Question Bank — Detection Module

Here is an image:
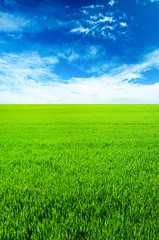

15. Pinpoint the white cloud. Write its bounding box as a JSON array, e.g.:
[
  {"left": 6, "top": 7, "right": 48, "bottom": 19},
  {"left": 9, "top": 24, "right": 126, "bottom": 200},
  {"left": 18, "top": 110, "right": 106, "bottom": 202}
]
[
  {"left": 69, "top": 5, "right": 131, "bottom": 41},
  {"left": 149, "top": 0, "right": 159, "bottom": 2},
  {"left": 0, "top": 12, "right": 29, "bottom": 32},
  {"left": 98, "top": 16, "right": 115, "bottom": 23},
  {"left": 120, "top": 22, "right": 127, "bottom": 27},
  {"left": 108, "top": 0, "right": 115, "bottom": 6},
  {"left": 1, "top": 75, "right": 159, "bottom": 104},
  {"left": 70, "top": 26, "right": 90, "bottom": 34},
  {"left": 82, "top": 5, "right": 104, "bottom": 9},
  {"left": 90, "top": 15, "right": 98, "bottom": 20},
  {"left": 1, "top": 49, "right": 159, "bottom": 103},
  {"left": 105, "top": 25, "right": 114, "bottom": 30}
]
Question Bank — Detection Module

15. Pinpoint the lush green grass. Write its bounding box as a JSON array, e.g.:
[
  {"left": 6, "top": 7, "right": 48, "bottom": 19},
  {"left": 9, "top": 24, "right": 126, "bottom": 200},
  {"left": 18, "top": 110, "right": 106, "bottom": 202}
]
[{"left": 0, "top": 104, "right": 159, "bottom": 239}]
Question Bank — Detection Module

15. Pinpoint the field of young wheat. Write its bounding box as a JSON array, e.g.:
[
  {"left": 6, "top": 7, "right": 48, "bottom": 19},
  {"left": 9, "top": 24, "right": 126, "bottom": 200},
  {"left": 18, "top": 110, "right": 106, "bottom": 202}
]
[{"left": 0, "top": 104, "right": 158, "bottom": 239}]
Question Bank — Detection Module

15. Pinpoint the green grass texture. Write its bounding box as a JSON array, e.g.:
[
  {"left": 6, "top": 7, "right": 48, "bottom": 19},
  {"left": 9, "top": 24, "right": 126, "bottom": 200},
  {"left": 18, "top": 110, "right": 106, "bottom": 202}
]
[{"left": 0, "top": 104, "right": 159, "bottom": 239}]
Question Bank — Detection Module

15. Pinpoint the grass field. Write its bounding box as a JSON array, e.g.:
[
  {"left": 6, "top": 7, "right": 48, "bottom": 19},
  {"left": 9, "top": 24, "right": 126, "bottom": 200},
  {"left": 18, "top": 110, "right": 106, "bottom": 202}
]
[{"left": 0, "top": 104, "right": 159, "bottom": 239}]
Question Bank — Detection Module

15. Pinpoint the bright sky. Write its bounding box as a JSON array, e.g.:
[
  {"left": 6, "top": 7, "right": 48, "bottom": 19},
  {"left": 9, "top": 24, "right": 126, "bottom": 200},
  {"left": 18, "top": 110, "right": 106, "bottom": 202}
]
[{"left": 0, "top": 0, "right": 159, "bottom": 103}]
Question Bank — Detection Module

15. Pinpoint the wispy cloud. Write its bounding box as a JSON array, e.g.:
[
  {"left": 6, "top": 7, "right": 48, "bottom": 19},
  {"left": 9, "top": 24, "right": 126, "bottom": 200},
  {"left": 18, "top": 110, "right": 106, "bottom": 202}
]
[
  {"left": 2, "top": 0, "right": 17, "bottom": 7},
  {"left": 1, "top": 49, "right": 159, "bottom": 103},
  {"left": 56, "top": 44, "right": 107, "bottom": 74},
  {"left": 57, "top": 44, "right": 106, "bottom": 61},
  {"left": 0, "top": 12, "right": 29, "bottom": 32},
  {"left": 0, "top": 2, "right": 66, "bottom": 34},
  {"left": 112, "top": 48, "right": 159, "bottom": 78},
  {"left": 0, "top": 2, "right": 131, "bottom": 42},
  {"left": 0, "top": 53, "right": 59, "bottom": 88},
  {"left": 68, "top": 4, "right": 131, "bottom": 41},
  {"left": 137, "top": 0, "right": 159, "bottom": 4}
]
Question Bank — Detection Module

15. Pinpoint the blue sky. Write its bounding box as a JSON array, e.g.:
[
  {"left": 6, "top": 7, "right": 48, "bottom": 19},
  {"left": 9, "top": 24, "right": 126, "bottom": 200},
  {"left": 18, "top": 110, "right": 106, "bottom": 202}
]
[{"left": 0, "top": 0, "right": 159, "bottom": 103}]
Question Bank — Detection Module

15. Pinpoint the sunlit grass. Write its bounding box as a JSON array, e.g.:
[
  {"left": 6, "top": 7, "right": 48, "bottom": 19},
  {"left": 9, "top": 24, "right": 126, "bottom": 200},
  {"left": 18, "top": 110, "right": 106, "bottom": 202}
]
[{"left": 0, "top": 104, "right": 158, "bottom": 239}]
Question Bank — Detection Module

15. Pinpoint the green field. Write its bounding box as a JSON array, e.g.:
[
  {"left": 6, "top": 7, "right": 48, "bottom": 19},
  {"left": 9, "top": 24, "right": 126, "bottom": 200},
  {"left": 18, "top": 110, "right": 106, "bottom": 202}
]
[{"left": 0, "top": 104, "right": 159, "bottom": 239}]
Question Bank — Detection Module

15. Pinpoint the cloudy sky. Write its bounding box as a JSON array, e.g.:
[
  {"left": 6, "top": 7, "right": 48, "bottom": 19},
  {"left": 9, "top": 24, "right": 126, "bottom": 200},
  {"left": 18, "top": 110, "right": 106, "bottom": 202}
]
[{"left": 0, "top": 0, "right": 159, "bottom": 103}]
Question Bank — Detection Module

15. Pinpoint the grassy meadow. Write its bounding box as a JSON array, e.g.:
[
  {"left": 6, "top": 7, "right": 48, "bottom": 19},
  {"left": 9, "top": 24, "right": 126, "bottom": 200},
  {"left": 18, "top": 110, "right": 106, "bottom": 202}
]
[{"left": 0, "top": 104, "right": 159, "bottom": 239}]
